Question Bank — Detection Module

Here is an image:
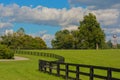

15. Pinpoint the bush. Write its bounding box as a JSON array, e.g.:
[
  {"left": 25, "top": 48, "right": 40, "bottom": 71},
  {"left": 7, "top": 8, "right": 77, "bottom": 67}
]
[{"left": 0, "top": 44, "right": 14, "bottom": 59}]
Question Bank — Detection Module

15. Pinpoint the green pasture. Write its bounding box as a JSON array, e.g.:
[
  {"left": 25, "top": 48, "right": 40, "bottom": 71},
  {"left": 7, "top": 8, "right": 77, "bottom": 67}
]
[{"left": 0, "top": 49, "right": 120, "bottom": 80}]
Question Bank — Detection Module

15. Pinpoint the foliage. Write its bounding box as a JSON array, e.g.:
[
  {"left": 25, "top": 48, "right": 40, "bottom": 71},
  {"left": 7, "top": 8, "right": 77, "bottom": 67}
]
[
  {"left": 106, "top": 40, "right": 113, "bottom": 49},
  {"left": 52, "top": 30, "right": 74, "bottom": 49},
  {"left": 17, "top": 27, "right": 25, "bottom": 35},
  {"left": 0, "top": 28, "right": 47, "bottom": 49},
  {"left": 0, "top": 44, "right": 14, "bottom": 59},
  {"left": 52, "top": 13, "right": 106, "bottom": 49},
  {"left": 78, "top": 13, "right": 105, "bottom": 49},
  {"left": 118, "top": 44, "right": 120, "bottom": 49}
]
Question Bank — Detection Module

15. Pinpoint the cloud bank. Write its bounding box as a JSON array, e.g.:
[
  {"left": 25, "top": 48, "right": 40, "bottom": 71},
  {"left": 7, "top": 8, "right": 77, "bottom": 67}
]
[{"left": 0, "top": 3, "right": 120, "bottom": 44}]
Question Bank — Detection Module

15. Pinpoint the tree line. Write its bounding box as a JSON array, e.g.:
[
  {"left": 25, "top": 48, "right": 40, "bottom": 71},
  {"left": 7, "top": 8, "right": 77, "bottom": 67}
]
[{"left": 0, "top": 28, "right": 47, "bottom": 49}]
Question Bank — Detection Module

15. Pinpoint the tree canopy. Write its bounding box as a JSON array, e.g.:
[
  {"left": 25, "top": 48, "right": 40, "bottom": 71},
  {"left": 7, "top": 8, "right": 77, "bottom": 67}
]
[
  {"left": 78, "top": 13, "right": 105, "bottom": 49},
  {"left": 52, "top": 13, "right": 106, "bottom": 49},
  {"left": 52, "top": 30, "right": 74, "bottom": 49}
]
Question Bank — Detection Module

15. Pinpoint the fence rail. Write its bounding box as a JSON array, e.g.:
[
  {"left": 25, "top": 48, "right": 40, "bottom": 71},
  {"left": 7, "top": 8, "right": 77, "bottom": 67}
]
[
  {"left": 15, "top": 50, "right": 120, "bottom": 80},
  {"left": 39, "top": 60, "right": 120, "bottom": 80},
  {"left": 15, "top": 50, "right": 65, "bottom": 62}
]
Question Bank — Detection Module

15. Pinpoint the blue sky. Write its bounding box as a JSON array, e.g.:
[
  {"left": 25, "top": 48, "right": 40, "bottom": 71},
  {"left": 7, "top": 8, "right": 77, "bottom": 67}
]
[
  {"left": 0, "top": 0, "right": 69, "bottom": 8},
  {"left": 0, "top": 0, "right": 120, "bottom": 47},
  {"left": 0, "top": 0, "right": 69, "bottom": 35}
]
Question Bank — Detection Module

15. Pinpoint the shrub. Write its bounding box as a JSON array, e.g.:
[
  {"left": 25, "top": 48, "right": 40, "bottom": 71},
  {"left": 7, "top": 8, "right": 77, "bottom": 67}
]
[{"left": 0, "top": 44, "right": 14, "bottom": 59}]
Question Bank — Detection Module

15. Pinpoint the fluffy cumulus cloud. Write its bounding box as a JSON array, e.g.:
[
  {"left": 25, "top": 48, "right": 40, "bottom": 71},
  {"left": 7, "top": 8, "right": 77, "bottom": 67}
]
[
  {"left": 0, "top": 4, "right": 84, "bottom": 29},
  {"left": 0, "top": 3, "right": 120, "bottom": 44}
]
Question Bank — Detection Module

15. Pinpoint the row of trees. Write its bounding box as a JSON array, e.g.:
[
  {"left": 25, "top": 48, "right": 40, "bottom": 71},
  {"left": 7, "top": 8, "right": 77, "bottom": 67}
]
[
  {"left": 52, "top": 13, "right": 106, "bottom": 49},
  {"left": 0, "top": 28, "right": 47, "bottom": 49}
]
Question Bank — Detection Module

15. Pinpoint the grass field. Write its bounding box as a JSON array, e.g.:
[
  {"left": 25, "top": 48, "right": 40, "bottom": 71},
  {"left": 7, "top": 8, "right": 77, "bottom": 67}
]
[{"left": 0, "top": 49, "right": 120, "bottom": 80}]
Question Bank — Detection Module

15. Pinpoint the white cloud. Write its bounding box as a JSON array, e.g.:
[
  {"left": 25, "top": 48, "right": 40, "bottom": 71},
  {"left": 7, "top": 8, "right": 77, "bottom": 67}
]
[
  {"left": 0, "top": 4, "right": 119, "bottom": 29},
  {"left": 62, "top": 25, "right": 78, "bottom": 31},
  {"left": 0, "top": 3, "right": 120, "bottom": 44},
  {"left": 68, "top": 0, "right": 120, "bottom": 9},
  {"left": 0, "top": 22, "right": 13, "bottom": 28},
  {"left": 91, "top": 9, "right": 120, "bottom": 26},
  {"left": 42, "top": 34, "right": 54, "bottom": 48}
]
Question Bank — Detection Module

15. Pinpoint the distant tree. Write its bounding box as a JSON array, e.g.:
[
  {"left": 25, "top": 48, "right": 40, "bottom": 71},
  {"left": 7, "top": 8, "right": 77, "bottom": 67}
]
[
  {"left": 17, "top": 27, "right": 25, "bottom": 35},
  {"left": 106, "top": 40, "right": 112, "bottom": 48},
  {"left": 118, "top": 44, "right": 120, "bottom": 49},
  {"left": 78, "top": 13, "right": 105, "bottom": 49},
  {"left": 52, "top": 30, "right": 74, "bottom": 49},
  {"left": 1, "top": 28, "right": 47, "bottom": 49}
]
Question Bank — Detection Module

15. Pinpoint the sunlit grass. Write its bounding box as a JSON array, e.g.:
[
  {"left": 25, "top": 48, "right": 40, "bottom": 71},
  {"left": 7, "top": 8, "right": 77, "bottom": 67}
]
[{"left": 0, "top": 49, "right": 120, "bottom": 80}]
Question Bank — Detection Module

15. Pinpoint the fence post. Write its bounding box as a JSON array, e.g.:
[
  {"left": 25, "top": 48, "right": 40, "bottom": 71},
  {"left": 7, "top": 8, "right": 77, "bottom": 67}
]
[
  {"left": 90, "top": 66, "right": 94, "bottom": 80},
  {"left": 39, "top": 60, "right": 43, "bottom": 71},
  {"left": 57, "top": 63, "right": 60, "bottom": 76},
  {"left": 44, "top": 61, "right": 47, "bottom": 72},
  {"left": 76, "top": 65, "right": 80, "bottom": 80},
  {"left": 65, "top": 64, "right": 69, "bottom": 79},
  {"left": 107, "top": 68, "right": 112, "bottom": 80},
  {"left": 49, "top": 62, "right": 52, "bottom": 74}
]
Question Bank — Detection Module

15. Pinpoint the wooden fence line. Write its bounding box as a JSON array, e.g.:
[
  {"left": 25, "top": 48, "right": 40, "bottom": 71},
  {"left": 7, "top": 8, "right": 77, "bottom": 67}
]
[
  {"left": 15, "top": 50, "right": 120, "bottom": 80},
  {"left": 15, "top": 50, "right": 65, "bottom": 62},
  {"left": 39, "top": 60, "right": 120, "bottom": 80}
]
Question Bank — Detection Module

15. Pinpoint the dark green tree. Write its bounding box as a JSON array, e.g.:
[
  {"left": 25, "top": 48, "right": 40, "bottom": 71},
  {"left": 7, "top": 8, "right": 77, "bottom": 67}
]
[
  {"left": 106, "top": 40, "right": 112, "bottom": 49},
  {"left": 78, "top": 13, "right": 105, "bottom": 49},
  {"left": 52, "top": 30, "right": 74, "bottom": 49}
]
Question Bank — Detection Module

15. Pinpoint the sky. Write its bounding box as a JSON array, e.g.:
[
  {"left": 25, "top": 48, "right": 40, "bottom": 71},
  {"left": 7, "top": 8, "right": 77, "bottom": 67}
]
[{"left": 0, "top": 0, "right": 120, "bottom": 47}]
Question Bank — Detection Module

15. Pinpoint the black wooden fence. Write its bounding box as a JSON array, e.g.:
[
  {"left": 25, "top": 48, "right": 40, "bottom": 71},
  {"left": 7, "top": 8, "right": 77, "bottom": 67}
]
[
  {"left": 15, "top": 50, "right": 120, "bottom": 80},
  {"left": 39, "top": 60, "right": 120, "bottom": 80}
]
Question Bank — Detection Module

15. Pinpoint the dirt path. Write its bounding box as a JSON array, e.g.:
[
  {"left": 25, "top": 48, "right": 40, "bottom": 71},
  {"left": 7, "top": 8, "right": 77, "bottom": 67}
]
[{"left": 0, "top": 56, "right": 29, "bottom": 61}]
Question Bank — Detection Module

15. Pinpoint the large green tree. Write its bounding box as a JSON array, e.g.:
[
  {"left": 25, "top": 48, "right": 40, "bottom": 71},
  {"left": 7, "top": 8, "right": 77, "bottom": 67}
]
[{"left": 78, "top": 13, "right": 105, "bottom": 49}]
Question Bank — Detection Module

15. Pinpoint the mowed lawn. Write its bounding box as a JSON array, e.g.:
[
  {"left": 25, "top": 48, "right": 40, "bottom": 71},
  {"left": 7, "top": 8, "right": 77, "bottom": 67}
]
[
  {"left": 0, "top": 54, "right": 63, "bottom": 80},
  {"left": 0, "top": 49, "right": 120, "bottom": 80},
  {"left": 37, "top": 49, "right": 120, "bottom": 68}
]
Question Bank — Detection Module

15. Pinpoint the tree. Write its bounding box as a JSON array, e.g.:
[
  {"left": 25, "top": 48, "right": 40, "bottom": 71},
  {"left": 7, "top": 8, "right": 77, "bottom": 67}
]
[
  {"left": 17, "top": 27, "right": 25, "bottom": 35},
  {"left": 52, "top": 30, "right": 74, "bottom": 49},
  {"left": 1, "top": 28, "right": 47, "bottom": 49},
  {"left": 106, "top": 40, "right": 112, "bottom": 49},
  {"left": 78, "top": 13, "right": 105, "bottom": 49},
  {"left": 0, "top": 44, "right": 14, "bottom": 59},
  {"left": 71, "top": 30, "right": 79, "bottom": 49}
]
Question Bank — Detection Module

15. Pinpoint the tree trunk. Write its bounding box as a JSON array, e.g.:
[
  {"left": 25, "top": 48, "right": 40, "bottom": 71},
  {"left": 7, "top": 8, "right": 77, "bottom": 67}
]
[{"left": 96, "top": 43, "right": 99, "bottom": 50}]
